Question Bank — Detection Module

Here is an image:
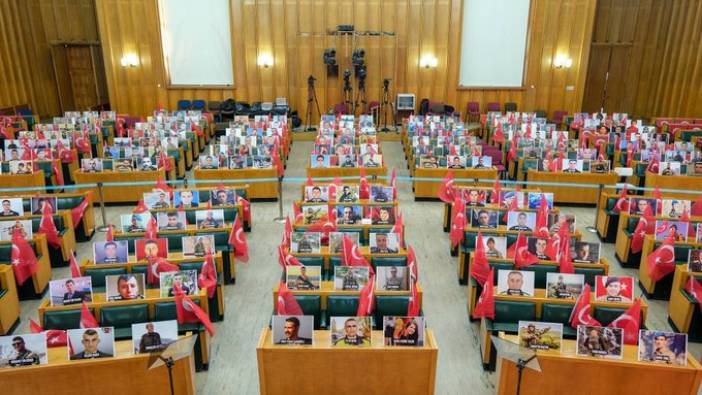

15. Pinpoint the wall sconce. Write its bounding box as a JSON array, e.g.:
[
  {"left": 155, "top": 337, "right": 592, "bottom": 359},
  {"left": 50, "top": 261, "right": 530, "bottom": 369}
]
[
  {"left": 553, "top": 54, "right": 573, "bottom": 69},
  {"left": 419, "top": 54, "right": 438, "bottom": 69},
  {"left": 257, "top": 53, "right": 273, "bottom": 68},
  {"left": 120, "top": 53, "right": 139, "bottom": 68}
]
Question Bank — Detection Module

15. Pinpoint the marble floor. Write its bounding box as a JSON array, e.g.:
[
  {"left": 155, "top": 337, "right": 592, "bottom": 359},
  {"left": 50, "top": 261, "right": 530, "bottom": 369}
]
[{"left": 14, "top": 138, "right": 701, "bottom": 394}]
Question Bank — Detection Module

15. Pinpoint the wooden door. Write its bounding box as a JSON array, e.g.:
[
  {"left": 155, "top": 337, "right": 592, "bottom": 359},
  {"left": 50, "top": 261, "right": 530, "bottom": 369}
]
[{"left": 51, "top": 44, "right": 109, "bottom": 112}]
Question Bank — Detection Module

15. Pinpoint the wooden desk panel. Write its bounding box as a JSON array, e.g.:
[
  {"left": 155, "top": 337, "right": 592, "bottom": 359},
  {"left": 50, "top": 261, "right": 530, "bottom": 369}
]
[
  {"left": 271, "top": 280, "right": 422, "bottom": 310},
  {"left": 526, "top": 170, "right": 617, "bottom": 204},
  {"left": 0, "top": 171, "right": 45, "bottom": 195},
  {"left": 73, "top": 169, "right": 168, "bottom": 203},
  {"left": 194, "top": 168, "right": 278, "bottom": 199},
  {"left": 496, "top": 335, "right": 702, "bottom": 395},
  {"left": 307, "top": 166, "right": 388, "bottom": 180},
  {"left": 0, "top": 265, "right": 19, "bottom": 334},
  {"left": 644, "top": 173, "right": 702, "bottom": 200},
  {"left": 257, "top": 327, "right": 437, "bottom": 395},
  {"left": 413, "top": 167, "right": 498, "bottom": 199},
  {"left": 0, "top": 338, "right": 196, "bottom": 395},
  {"left": 668, "top": 265, "right": 697, "bottom": 333}
]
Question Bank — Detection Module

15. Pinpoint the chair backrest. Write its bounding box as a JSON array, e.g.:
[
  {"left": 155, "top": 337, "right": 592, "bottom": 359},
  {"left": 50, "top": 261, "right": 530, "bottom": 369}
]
[
  {"left": 486, "top": 102, "right": 500, "bottom": 112},
  {"left": 494, "top": 300, "right": 536, "bottom": 323},
  {"left": 552, "top": 110, "right": 568, "bottom": 123},
  {"left": 374, "top": 295, "right": 410, "bottom": 324},
  {"left": 334, "top": 103, "right": 349, "bottom": 115},
  {"left": 177, "top": 100, "right": 192, "bottom": 110},
  {"left": 504, "top": 102, "right": 517, "bottom": 112},
  {"left": 191, "top": 100, "right": 206, "bottom": 110},
  {"left": 208, "top": 101, "right": 222, "bottom": 111},
  {"left": 592, "top": 306, "right": 627, "bottom": 326},
  {"left": 100, "top": 304, "right": 149, "bottom": 329},
  {"left": 467, "top": 101, "right": 480, "bottom": 113},
  {"left": 295, "top": 295, "right": 322, "bottom": 329},
  {"left": 327, "top": 295, "right": 360, "bottom": 319},
  {"left": 429, "top": 102, "right": 445, "bottom": 114},
  {"left": 44, "top": 308, "right": 90, "bottom": 330},
  {"left": 84, "top": 267, "right": 128, "bottom": 289},
  {"left": 541, "top": 303, "right": 574, "bottom": 325}
]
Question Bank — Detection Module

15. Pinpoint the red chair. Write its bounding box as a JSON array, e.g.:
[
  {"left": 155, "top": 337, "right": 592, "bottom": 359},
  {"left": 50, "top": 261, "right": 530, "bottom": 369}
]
[
  {"left": 486, "top": 102, "right": 500, "bottom": 112},
  {"left": 552, "top": 110, "right": 568, "bottom": 127},
  {"left": 334, "top": 102, "right": 349, "bottom": 115},
  {"left": 465, "top": 101, "right": 480, "bottom": 123}
]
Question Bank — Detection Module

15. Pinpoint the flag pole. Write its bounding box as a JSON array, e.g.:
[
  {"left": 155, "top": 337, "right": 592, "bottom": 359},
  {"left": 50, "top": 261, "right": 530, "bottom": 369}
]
[
  {"left": 96, "top": 181, "right": 112, "bottom": 232},
  {"left": 273, "top": 176, "right": 285, "bottom": 223}
]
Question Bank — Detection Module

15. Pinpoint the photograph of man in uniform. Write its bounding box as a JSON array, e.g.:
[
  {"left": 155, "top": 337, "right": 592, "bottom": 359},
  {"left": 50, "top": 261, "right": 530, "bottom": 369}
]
[
  {"left": 62, "top": 279, "right": 87, "bottom": 304},
  {"left": 595, "top": 276, "right": 633, "bottom": 302},
  {"left": 337, "top": 186, "right": 358, "bottom": 203},
  {"left": 518, "top": 322, "right": 562, "bottom": 351},
  {"left": 378, "top": 266, "right": 407, "bottom": 291},
  {"left": 370, "top": 233, "right": 399, "bottom": 254},
  {"left": 638, "top": 331, "right": 687, "bottom": 366},
  {"left": 497, "top": 270, "right": 534, "bottom": 296},
  {"left": 305, "top": 186, "right": 327, "bottom": 203},
  {"left": 576, "top": 326, "right": 623, "bottom": 359},
  {"left": 508, "top": 212, "right": 534, "bottom": 231},
  {"left": 0, "top": 199, "right": 20, "bottom": 217},
  {"left": 5, "top": 336, "right": 41, "bottom": 366},
  {"left": 331, "top": 317, "right": 371, "bottom": 347}
]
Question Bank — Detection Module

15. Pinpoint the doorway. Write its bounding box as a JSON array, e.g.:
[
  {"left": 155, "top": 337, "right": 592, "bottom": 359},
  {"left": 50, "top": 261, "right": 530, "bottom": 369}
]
[{"left": 50, "top": 43, "right": 109, "bottom": 113}]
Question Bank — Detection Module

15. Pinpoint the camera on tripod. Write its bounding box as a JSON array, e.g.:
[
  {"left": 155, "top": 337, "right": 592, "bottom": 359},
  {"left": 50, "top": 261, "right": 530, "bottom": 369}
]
[
  {"left": 357, "top": 65, "right": 367, "bottom": 81},
  {"left": 383, "top": 78, "right": 390, "bottom": 90},
  {"left": 307, "top": 75, "right": 316, "bottom": 87}
]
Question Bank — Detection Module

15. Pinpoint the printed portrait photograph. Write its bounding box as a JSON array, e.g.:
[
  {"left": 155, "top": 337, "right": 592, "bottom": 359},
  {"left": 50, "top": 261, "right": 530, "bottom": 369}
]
[
  {"left": 174, "top": 190, "right": 200, "bottom": 208},
  {"left": 507, "top": 211, "right": 536, "bottom": 232},
  {"left": 654, "top": 220, "right": 688, "bottom": 242},
  {"left": 182, "top": 235, "right": 215, "bottom": 257},
  {"left": 286, "top": 266, "right": 321, "bottom": 290},
  {"left": 638, "top": 330, "right": 687, "bottom": 366},
  {"left": 159, "top": 270, "right": 198, "bottom": 297},
  {"left": 333, "top": 266, "right": 369, "bottom": 291},
  {"left": 336, "top": 205, "right": 363, "bottom": 225},
  {"left": 371, "top": 206, "right": 396, "bottom": 225},
  {"left": 0, "top": 333, "right": 48, "bottom": 367},
  {"left": 120, "top": 212, "right": 152, "bottom": 233},
  {"left": 329, "top": 316, "right": 372, "bottom": 347},
  {"left": 290, "top": 232, "right": 321, "bottom": 254},
  {"left": 518, "top": 321, "right": 562, "bottom": 352},
  {"left": 470, "top": 209, "right": 499, "bottom": 229},
  {"left": 329, "top": 232, "right": 360, "bottom": 254},
  {"left": 106, "top": 273, "right": 146, "bottom": 301},
  {"left": 67, "top": 327, "right": 115, "bottom": 360},
  {"left": 0, "top": 219, "right": 32, "bottom": 241},
  {"left": 369, "top": 232, "right": 400, "bottom": 254},
  {"left": 93, "top": 240, "right": 129, "bottom": 264},
  {"left": 576, "top": 325, "right": 623, "bottom": 359},
  {"left": 571, "top": 241, "right": 601, "bottom": 263},
  {"left": 370, "top": 185, "right": 394, "bottom": 203},
  {"left": 31, "top": 196, "right": 57, "bottom": 215},
  {"left": 195, "top": 209, "right": 225, "bottom": 229},
  {"left": 481, "top": 236, "right": 507, "bottom": 259},
  {"left": 0, "top": 197, "right": 24, "bottom": 217},
  {"left": 272, "top": 315, "right": 314, "bottom": 346},
  {"left": 301, "top": 204, "right": 328, "bottom": 225},
  {"left": 497, "top": 270, "right": 535, "bottom": 297},
  {"left": 595, "top": 275, "right": 634, "bottom": 302},
  {"left": 383, "top": 316, "right": 425, "bottom": 347},
  {"left": 157, "top": 211, "right": 187, "bottom": 231},
  {"left": 376, "top": 266, "right": 408, "bottom": 291},
  {"left": 545, "top": 273, "right": 584, "bottom": 299},
  {"left": 49, "top": 277, "right": 93, "bottom": 306},
  {"left": 135, "top": 238, "right": 169, "bottom": 260},
  {"left": 131, "top": 320, "right": 178, "bottom": 354},
  {"left": 304, "top": 185, "right": 329, "bottom": 203}
]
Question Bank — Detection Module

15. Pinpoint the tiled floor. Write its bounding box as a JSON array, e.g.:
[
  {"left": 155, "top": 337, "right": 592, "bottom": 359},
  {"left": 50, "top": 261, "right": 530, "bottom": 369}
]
[{"left": 14, "top": 138, "right": 701, "bottom": 394}]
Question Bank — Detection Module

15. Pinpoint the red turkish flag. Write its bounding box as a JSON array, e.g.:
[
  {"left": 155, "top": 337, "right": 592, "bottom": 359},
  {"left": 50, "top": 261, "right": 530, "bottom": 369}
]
[
  {"left": 29, "top": 319, "right": 67, "bottom": 347},
  {"left": 491, "top": 178, "right": 501, "bottom": 204},
  {"left": 535, "top": 194, "right": 550, "bottom": 237},
  {"left": 155, "top": 177, "right": 173, "bottom": 198},
  {"left": 158, "top": 150, "right": 174, "bottom": 172},
  {"left": 80, "top": 302, "right": 99, "bottom": 328},
  {"left": 502, "top": 193, "right": 519, "bottom": 222},
  {"left": 341, "top": 234, "right": 374, "bottom": 275},
  {"left": 507, "top": 140, "right": 517, "bottom": 162},
  {"left": 228, "top": 216, "right": 249, "bottom": 263},
  {"left": 306, "top": 176, "right": 314, "bottom": 186},
  {"left": 631, "top": 215, "right": 653, "bottom": 253},
  {"left": 437, "top": 171, "right": 455, "bottom": 203},
  {"left": 198, "top": 252, "right": 217, "bottom": 298},
  {"left": 569, "top": 284, "right": 601, "bottom": 328},
  {"left": 293, "top": 202, "right": 304, "bottom": 223},
  {"left": 472, "top": 269, "right": 495, "bottom": 320},
  {"left": 608, "top": 298, "right": 641, "bottom": 345},
  {"left": 558, "top": 236, "right": 575, "bottom": 274},
  {"left": 359, "top": 168, "right": 370, "bottom": 199},
  {"left": 613, "top": 185, "right": 629, "bottom": 213},
  {"left": 449, "top": 197, "right": 466, "bottom": 247},
  {"left": 236, "top": 194, "right": 252, "bottom": 224},
  {"left": 545, "top": 234, "right": 561, "bottom": 261},
  {"left": 646, "top": 156, "right": 660, "bottom": 174},
  {"left": 357, "top": 274, "right": 376, "bottom": 316},
  {"left": 146, "top": 256, "right": 179, "bottom": 285},
  {"left": 407, "top": 245, "right": 419, "bottom": 283},
  {"left": 407, "top": 277, "right": 421, "bottom": 316},
  {"left": 653, "top": 185, "right": 662, "bottom": 201},
  {"left": 174, "top": 284, "right": 215, "bottom": 336},
  {"left": 684, "top": 276, "right": 702, "bottom": 313},
  {"left": 493, "top": 123, "right": 505, "bottom": 143},
  {"left": 11, "top": 230, "right": 38, "bottom": 286},
  {"left": 281, "top": 216, "right": 292, "bottom": 247},
  {"left": 391, "top": 213, "right": 405, "bottom": 248},
  {"left": 272, "top": 147, "right": 284, "bottom": 178},
  {"left": 133, "top": 200, "right": 149, "bottom": 214},
  {"left": 192, "top": 122, "right": 203, "bottom": 137},
  {"left": 51, "top": 159, "right": 64, "bottom": 186},
  {"left": 39, "top": 203, "right": 61, "bottom": 249},
  {"left": 646, "top": 235, "right": 676, "bottom": 282},
  {"left": 278, "top": 244, "right": 302, "bottom": 268},
  {"left": 471, "top": 232, "right": 491, "bottom": 285},
  {"left": 105, "top": 225, "right": 114, "bottom": 242},
  {"left": 145, "top": 215, "right": 158, "bottom": 239},
  {"left": 69, "top": 251, "right": 81, "bottom": 278},
  {"left": 276, "top": 281, "right": 303, "bottom": 316},
  {"left": 691, "top": 194, "right": 702, "bottom": 216},
  {"left": 514, "top": 233, "right": 539, "bottom": 268},
  {"left": 390, "top": 168, "right": 397, "bottom": 197},
  {"left": 70, "top": 193, "right": 91, "bottom": 229}
]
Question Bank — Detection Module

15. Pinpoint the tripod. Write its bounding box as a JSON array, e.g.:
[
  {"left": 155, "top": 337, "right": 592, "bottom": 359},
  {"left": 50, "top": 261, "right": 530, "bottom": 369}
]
[
  {"left": 354, "top": 77, "right": 367, "bottom": 115},
  {"left": 343, "top": 74, "right": 353, "bottom": 114},
  {"left": 304, "top": 75, "right": 321, "bottom": 131},
  {"left": 380, "top": 79, "right": 396, "bottom": 131}
]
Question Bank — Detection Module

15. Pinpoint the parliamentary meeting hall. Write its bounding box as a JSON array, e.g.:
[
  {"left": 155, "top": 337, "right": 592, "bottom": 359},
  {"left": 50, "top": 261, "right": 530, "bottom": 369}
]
[{"left": 1, "top": 0, "right": 702, "bottom": 393}]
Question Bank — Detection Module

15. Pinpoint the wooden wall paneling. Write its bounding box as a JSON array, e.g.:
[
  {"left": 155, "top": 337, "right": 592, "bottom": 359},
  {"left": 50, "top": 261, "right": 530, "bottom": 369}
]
[
  {"left": 271, "top": 0, "right": 288, "bottom": 104},
  {"left": 311, "top": 0, "right": 326, "bottom": 111},
  {"left": 392, "top": 0, "right": 408, "bottom": 102},
  {"left": 681, "top": 1, "right": 702, "bottom": 116},
  {"left": 283, "top": 0, "right": 298, "bottom": 110},
  {"left": 257, "top": 0, "right": 272, "bottom": 100},
  {"left": 405, "top": 0, "right": 420, "bottom": 104},
  {"left": 444, "top": 0, "right": 461, "bottom": 107},
  {"left": 232, "top": 0, "right": 249, "bottom": 105},
  {"left": 0, "top": 0, "right": 25, "bottom": 108}
]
